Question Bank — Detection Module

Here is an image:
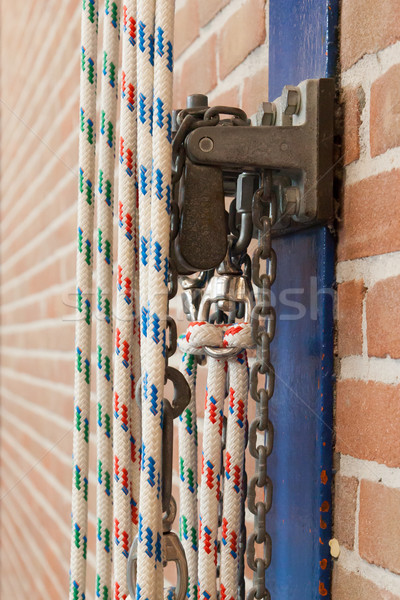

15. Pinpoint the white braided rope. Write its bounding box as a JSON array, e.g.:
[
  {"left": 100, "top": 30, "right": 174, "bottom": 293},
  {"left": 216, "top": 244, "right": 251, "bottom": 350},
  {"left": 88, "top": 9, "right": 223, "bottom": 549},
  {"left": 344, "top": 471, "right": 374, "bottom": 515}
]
[
  {"left": 113, "top": 2, "right": 140, "bottom": 598},
  {"left": 178, "top": 322, "right": 253, "bottom": 600},
  {"left": 137, "top": 1, "right": 175, "bottom": 597},
  {"left": 137, "top": 0, "right": 155, "bottom": 370},
  {"left": 198, "top": 354, "right": 226, "bottom": 600},
  {"left": 220, "top": 350, "right": 248, "bottom": 600},
  {"left": 179, "top": 350, "right": 198, "bottom": 600},
  {"left": 71, "top": 2, "right": 176, "bottom": 598},
  {"left": 69, "top": 2, "right": 99, "bottom": 599},
  {"left": 96, "top": 2, "right": 121, "bottom": 597}
]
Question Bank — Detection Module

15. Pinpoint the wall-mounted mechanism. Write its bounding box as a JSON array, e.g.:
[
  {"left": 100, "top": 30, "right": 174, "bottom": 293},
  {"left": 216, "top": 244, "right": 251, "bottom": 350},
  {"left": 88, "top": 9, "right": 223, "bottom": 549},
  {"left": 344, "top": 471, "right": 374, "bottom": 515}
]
[
  {"left": 167, "top": 78, "right": 335, "bottom": 600},
  {"left": 171, "top": 78, "right": 335, "bottom": 275}
]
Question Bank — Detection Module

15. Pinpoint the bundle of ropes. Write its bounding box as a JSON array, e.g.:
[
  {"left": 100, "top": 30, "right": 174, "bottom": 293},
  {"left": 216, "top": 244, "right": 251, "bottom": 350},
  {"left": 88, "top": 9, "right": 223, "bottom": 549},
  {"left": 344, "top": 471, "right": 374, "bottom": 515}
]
[{"left": 69, "top": 2, "right": 254, "bottom": 600}]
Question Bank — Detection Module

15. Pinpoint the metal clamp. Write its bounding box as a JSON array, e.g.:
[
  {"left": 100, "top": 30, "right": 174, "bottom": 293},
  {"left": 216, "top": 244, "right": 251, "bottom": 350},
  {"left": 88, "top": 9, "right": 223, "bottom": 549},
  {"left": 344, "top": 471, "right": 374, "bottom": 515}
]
[
  {"left": 127, "top": 532, "right": 188, "bottom": 600},
  {"left": 198, "top": 274, "right": 254, "bottom": 323},
  {"left": 185, "top": 78, "right": 335, "bottom": 234}
]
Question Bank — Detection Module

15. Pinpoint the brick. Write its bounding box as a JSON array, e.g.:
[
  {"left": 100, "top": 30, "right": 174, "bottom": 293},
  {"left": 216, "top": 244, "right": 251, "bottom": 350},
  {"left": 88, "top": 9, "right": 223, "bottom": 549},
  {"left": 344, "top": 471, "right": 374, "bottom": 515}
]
[
  {"left": 242, "top": 66, "right": 268, "bottom": 117},
  {"left": 198, "top": 0, "right": 229, "bottom": 27},
  {"left": 174, "top": 0, "right": 199, "bottom": 58},
  {"left": 371, "top": 64, "right": 400, "bottom": 157},
  {"left": 367, "top": 275, "right": 400, "bottom": 358},
  {"left": 219, "top": 0, "right": 266, "bottom": 80},
  {"left": 337, "top": 169, "right": 400, "bottom": 261},
  {"left": 176, "top": 34, "right": 217, "bottom": 106},
  {"left": 210, "top": 85, "right": 240, "bottom": 108},
  {"left": 341, "top": 0, "right": 400, "bottom": 70},
  {"left": 359, "top": 480, "right": 400, "bottom": 574},
  {"left": 334, "top": 475, "right": 358, "bottom": 549},
  {"left": 337, "top": 280, "right": 364, "bottom": 357},
  {"left": 173, "top": 63, "right": 181, "bottom": 108},
  {"left": 336, "top": 380, "right": 400, "bottom": 467},
  {"left": 342, "top": 86, "right": 362, "bottom": 166},
  {"left": 332, "top": 565, "right": 400, "bottom": 600}
]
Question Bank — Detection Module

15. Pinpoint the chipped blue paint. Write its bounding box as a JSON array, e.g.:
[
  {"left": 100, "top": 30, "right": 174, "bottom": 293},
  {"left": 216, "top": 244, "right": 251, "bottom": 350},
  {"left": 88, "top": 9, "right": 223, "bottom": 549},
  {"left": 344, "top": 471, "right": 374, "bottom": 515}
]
[{"left": 265, "top": 1, "right": 338, "bottom": 598}]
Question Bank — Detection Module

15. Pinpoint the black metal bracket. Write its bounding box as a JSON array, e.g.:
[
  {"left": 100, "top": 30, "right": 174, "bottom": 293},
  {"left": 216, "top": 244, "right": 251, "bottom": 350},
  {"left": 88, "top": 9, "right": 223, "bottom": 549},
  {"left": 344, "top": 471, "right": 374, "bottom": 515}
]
[{"left": 185, "top": 78, "right": 335, "bottom": 235}]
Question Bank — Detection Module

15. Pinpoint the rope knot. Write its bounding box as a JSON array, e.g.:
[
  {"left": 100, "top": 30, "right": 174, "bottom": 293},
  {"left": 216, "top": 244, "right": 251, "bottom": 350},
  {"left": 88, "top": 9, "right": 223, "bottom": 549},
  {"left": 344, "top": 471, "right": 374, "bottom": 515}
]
[{"left": 179, "top": 321, "right": 254, "bottom": 356}]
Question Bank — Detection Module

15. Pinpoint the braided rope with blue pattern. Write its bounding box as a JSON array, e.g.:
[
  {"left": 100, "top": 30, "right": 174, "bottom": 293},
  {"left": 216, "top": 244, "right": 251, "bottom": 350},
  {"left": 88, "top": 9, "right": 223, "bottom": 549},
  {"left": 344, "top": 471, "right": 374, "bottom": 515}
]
[
  {"left": 136, "top": 1, "right": 175, "bottom": 599},
  {"left": 179, "top": 350, "right": 199, "bottom": 600},
  {"left": 113, "top": 2, "right": 140, "bottom": 598},
  {"left": 96, "top": 2, "right": 121, "bottom": 598},
  {"left": 70, "top": 2, "right": 99, "bottom": 599}
]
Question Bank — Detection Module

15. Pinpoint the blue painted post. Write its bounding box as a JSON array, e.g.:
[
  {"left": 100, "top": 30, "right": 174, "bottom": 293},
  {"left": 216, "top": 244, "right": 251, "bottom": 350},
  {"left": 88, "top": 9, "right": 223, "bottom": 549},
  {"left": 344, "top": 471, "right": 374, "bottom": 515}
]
[{"left": 265, "top": 1, "right": 338, "bottom": 599}]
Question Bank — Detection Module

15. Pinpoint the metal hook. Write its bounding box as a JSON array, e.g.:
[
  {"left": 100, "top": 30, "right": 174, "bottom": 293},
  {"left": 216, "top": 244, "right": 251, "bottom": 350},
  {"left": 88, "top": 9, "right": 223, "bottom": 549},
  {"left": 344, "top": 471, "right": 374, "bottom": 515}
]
[{"left": 127, "top": 532, "right": 188, "bottom": 600}]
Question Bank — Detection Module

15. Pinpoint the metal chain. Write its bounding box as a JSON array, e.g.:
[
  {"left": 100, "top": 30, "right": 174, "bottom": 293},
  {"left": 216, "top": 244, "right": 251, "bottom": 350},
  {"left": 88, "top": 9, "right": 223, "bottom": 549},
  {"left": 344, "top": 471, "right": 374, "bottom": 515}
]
[
  {"left": 171, "top": 104, "right": 278, "bottom": 600},
  {"left": 172, "top": 105, "right": 248, "bottom": 183},
  {"left": 247, "top": 171, "right": 277, "bottom": 600},
  {"left": 161, "top": 229, "right": 190, "bottom": 535}
]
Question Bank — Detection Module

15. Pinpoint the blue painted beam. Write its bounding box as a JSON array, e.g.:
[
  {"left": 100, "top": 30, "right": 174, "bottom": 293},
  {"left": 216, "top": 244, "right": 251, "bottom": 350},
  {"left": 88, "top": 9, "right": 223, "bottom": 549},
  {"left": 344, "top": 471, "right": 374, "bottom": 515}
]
[{"left": 265, "top": 1, "right": 338, "bottom": 598}]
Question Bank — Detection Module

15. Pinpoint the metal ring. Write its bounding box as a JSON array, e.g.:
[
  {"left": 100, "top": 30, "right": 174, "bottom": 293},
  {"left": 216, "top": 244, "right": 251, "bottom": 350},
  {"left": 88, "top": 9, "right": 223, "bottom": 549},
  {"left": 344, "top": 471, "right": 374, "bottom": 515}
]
[
  {"left": 203, "top": 345, "right": 242, "bottom": 360},
  {"left": 127, "top": 532, "right": 188, "bottom": 600}
]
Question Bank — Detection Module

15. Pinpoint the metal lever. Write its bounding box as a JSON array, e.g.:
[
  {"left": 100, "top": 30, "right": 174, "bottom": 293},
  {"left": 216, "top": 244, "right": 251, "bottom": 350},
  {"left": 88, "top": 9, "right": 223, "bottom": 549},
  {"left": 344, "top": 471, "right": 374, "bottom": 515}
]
[
  {"left": 173, "top": 160, "right": 228, "bottom": 274},
  {"left": 185, "top": 78, "right": 335, "bottom": 231}
]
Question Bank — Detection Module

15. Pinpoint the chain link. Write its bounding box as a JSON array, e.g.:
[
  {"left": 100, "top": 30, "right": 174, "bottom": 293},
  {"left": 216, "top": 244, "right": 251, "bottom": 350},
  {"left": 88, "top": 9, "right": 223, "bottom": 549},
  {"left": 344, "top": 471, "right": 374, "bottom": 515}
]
[
  {"left": 247, "top": 170, "right": 277, "bottom": 600},
  {"left": 172, "top": 105, "right": 249, "bottom": 183},
  {"left": 171, "top": 103, "right": 279, "bottom": 599}
]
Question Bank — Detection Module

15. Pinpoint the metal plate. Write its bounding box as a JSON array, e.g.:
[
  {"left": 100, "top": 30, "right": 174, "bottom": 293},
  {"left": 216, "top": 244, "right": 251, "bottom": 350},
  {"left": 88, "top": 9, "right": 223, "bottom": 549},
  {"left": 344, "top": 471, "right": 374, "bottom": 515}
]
[{"left": 265, "top": 1, "right": 338, "bottom": 598}]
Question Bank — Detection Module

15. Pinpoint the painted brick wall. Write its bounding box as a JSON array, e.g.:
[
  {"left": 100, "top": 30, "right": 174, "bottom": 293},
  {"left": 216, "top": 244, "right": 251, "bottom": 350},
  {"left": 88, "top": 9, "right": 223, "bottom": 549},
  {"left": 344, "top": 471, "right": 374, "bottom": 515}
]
[
  {"left": 334, "top": 1, "right": 400, "bottom": 597},
  {"left": 173, "top": 0, "right": 269, "bottom": 116},
  {"left": 5, "top": 1, "right": 400, "bottom": 599},
  {"left": 0, "top": 1, "right": 269, "bottom": 598},
  {"left": 0, "top": 1, "right": 81, "bottom": 598}
]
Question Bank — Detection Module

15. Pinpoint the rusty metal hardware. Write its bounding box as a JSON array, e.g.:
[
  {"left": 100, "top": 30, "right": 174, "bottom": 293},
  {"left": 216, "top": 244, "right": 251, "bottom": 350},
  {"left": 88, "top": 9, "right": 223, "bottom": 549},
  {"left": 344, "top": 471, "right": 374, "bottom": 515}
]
[
  {"left": 173, "top": 160, "right": 227, "bottom": 274},
  {"left": 169, "top": 80, "right": 335, "bottom": 600},
  {"left": 184, "top": 78, "right": 335, "bottom": 235}
]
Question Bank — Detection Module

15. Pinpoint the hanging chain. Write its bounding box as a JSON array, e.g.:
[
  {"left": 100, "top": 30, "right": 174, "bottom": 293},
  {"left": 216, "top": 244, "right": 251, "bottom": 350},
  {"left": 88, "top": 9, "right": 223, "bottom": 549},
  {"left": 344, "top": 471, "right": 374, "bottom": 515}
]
[
  {"left": 247, "top": 171, "right": 277, "bottom": 600},
  {"left": 171, "top": 105, "right": 277, "bottom": 600}
]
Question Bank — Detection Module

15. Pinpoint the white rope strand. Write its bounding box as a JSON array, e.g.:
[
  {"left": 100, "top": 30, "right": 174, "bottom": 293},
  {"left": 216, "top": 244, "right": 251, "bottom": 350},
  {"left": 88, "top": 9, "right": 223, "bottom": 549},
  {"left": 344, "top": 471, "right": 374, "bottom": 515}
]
[
  {"left": 69, "top": 2, "right": 99, "bottom": 599},
  {"left": 96, "top": 2, "right": 121, "bottom": 597},
  {"left": 220, "top": 351, "right": 248, "bottom": 600},
  {"left": 179, "top": 322, "right": 253, "bottom": 600},
  {"left": 113, "top": 2, "right": 139, "bottom": 598},
  {"left": 179, "top": 350, "right": 199, "bottom": 600},
  {"left": 137, "top": 1, "right": 175, "bottom": 598}
]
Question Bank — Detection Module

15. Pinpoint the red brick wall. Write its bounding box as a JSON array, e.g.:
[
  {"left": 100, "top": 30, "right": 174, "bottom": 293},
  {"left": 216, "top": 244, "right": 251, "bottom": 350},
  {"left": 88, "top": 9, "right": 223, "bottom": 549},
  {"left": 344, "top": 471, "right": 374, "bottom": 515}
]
[
  {"left": 0, "top": 1, "right": 80, "bottom": 598},
  {"left": 173, "top": 0, "right": 268, "bottom": 116},
  {"left": 0, "top": 1, "right": 268, "bottom": 598},
  {"left": 3, "top": 1, "right": 400, "bottom": 599},
  {"left": 334, "top": 1, "right": 400, "bottom": 597}
]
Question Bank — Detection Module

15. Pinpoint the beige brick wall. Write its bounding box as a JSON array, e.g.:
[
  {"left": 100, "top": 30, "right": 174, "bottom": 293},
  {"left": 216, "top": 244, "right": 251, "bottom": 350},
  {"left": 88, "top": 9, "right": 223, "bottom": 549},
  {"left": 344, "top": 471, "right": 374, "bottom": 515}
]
[
  {"left": 334, "top": 0, "right": 400, "bottom": 597},
  {"left": 2, "top": 1, "right": 400, "bottom": 599},
  {"left": 0, "top": 1, "right": 269, "bottom": 598},
  {"left": 0, "top": 1, "right": 81, "bottom": 598}
]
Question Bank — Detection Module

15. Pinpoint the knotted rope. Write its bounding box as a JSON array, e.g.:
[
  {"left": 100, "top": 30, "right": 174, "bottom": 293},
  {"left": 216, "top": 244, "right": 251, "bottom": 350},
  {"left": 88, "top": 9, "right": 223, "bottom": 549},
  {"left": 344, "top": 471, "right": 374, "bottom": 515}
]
[{"left": 178, "top": 322, "right": 253, "bottom": 600}]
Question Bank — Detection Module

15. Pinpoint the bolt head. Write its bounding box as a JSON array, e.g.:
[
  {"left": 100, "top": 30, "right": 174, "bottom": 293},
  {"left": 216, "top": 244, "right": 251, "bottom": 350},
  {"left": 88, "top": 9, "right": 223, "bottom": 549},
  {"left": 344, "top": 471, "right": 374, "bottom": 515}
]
[
  {"left": 258, "top": 101, "right": 276, "bottom": 126},
  {"left": 199, "top": 137, "right": 214, "bottom": 153},
  {"left": 283, "top": 186, "right": 300, "bottom": 216},
  {"left": 282, "top": 85, "right": 301, "bottom": 116}
]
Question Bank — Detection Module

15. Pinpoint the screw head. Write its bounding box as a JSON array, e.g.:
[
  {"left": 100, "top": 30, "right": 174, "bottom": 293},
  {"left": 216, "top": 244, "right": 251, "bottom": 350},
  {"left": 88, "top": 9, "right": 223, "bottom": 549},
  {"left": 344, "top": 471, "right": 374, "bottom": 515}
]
[
  {"left": 282, "top": 85, "right": 301, "bottom": 116},
  {"left": 259, "top": 101, "right": 276, "bottom": 126},
  {"left": 199, "top": 137, "right": 214, "bottom": 153}
]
